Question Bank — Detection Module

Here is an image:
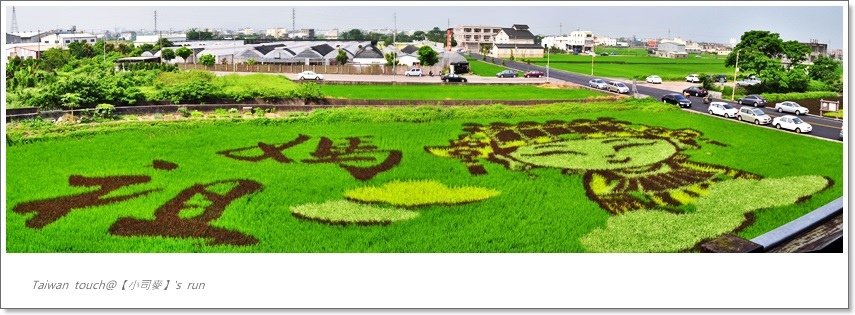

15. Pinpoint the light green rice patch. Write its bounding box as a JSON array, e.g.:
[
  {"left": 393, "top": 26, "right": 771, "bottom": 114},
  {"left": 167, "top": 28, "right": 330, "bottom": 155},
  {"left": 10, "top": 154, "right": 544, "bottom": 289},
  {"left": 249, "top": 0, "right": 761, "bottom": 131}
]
[
  {"left": 290, "top": 200, "right": 419, "bottom": 225},
  {"left": 178, "top": 194, "right": 213, "bottom": 219},
  {"left": 581, "top": 175, "right": 829, "bottom": 253},
  {"left": 344, "top": 180, "right": 500, "bottom": 207}
]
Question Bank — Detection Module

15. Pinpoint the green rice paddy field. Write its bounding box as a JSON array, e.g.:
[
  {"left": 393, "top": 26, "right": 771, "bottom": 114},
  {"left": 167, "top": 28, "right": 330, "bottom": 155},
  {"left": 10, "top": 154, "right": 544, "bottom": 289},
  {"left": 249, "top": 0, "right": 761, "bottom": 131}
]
[
  {"left": 529, "top": 53, "right": 730, "bottom": 81},
  {"left": 6, "top": 101, "right": 842, "bottom": 252}
]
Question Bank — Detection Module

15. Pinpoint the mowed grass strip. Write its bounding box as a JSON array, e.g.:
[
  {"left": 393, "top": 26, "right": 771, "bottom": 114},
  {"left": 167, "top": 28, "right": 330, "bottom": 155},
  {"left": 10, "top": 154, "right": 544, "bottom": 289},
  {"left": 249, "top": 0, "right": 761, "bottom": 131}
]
[
  {"left": 320, "top": 84, "right": 604, "bottom": 100},
  {"left": 5, "top": 100, "right": 842, "bottom": 252}
]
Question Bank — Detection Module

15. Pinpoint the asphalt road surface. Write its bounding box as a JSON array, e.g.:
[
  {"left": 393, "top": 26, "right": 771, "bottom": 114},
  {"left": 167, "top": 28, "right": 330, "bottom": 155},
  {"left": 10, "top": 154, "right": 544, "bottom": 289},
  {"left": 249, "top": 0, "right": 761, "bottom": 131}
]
[{"left": 472, "top": 53, "right": 843, "bottom": 142}]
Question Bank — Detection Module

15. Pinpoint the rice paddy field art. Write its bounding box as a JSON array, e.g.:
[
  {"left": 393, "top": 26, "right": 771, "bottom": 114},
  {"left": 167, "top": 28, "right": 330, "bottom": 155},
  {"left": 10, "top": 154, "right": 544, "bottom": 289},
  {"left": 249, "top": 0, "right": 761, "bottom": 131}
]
[{"left": 5, "top": 103, "right": 843, "bottom": 253}]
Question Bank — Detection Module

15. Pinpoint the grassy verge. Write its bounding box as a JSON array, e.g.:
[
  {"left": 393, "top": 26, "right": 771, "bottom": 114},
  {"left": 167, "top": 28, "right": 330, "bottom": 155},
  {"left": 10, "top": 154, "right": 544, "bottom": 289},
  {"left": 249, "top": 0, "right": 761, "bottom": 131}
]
[
  {"left": 466, "top": 57, "right": 512, "bottom": 77},
  {"left": 6, "top": 99, "right": 842, "bottom": 253},
  {"left": 320, "top": 84, "right": 604, "bottom": 100},
  {"left": 760, "top": 91, "right": 840, "bottom": 103}
]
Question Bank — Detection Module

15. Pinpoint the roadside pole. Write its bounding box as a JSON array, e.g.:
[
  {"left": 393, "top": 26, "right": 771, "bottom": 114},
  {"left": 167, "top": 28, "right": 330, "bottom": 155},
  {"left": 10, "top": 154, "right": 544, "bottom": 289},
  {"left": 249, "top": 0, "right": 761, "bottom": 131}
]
[
  {"left": 546, "top": 46, "right": 550, "bottom": 83},
  {"left": 731, "top": 49, "right": 739, "bottom": 101}
]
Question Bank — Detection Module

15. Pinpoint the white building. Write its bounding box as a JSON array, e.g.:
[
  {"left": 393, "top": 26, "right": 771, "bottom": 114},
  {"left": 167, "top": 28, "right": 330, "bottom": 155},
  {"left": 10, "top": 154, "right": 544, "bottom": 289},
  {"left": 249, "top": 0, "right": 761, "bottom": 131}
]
[
  {"left": 490, "top": 24, "right": 543, "bottom": 59},
  {"left": 616, "top": 41, "right": 630, "bottom": 47},
  {"left": 239, "top": 28, "right": 255, "bottom": 36},
  {"left": 134, "top": 33, "right": 187, "bottom": 45},
  {"left": 323, "top": 29, "right": 339, "bottom": 39},
  {"left": 542, "top": 36, "right": 571, "bottom": 51},
  {"left": 568, "top": 31, "right": 594, "bottom": 53},
  {"left": 266, "top": 28, "right": 288, "bottom": 39},
  {"left": 594, "top": 36, "right": 617, "bottom": 47},
  {"left": 39, "top": 33, "right": 98, "bottom": 47},
  {"left": 656, "top": 39, "right": 687, "bottom": 58},
  {"left": 685, "top": 42, "right": 703, "bottom": 53},
  {"left": 452, "top": 25, "right": 502, "bottom": 52}
]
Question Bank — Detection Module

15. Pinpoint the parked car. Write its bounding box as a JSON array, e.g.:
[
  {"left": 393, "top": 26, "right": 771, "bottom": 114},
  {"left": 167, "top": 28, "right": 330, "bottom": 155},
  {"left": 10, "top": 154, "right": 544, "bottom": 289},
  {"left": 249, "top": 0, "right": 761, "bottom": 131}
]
[
  {"left": 682, "top": 86, "right": 708, "bottom": 97},
  {"left": 736, "top": 75, "right": 762, "bottom": 86},
  {"left": 774, "top": 101, "right": 809, "bottom": 115},
  {"left": 524, "top": 70, "right": 545, "bottom": 78},
  {"left": 404, "top": 68, "right": 423, "bottom": 77},
  {"left": 772, "top": 115, "right": 812, "bottom": 133},
  {"left": 714, "top": 74, "right": 728, "bottom": 83},
  {"left": 708, "top": 102, "right": 738, "bottom": 118},
  {"left": 588, "top": 78, "right": 608, "bottom": 89},
  {"left": 737, "top": 94, "right": 768, "bottom": 107},
  {"left": 297, "top": 71, "right": 324, "bottom": 80},
  {"left": 441, "top": 73, "right": 468, "bottom": 83},
  {"left": 685, "top": 74, "right": 701, "bottom": 83},
  {"left": 607, "top": 81, "right": 630, "bottom": 94},
  {"left": 496, "top": 70, "right": 517, "bottom": 78},
  {"left": 737, "top": 107, "right": 771, "bottom": 125},
  {"left": 645, "top": 75, "right": 662, "bottom": 84},
  {"left": 661, "top": 93, "right": 692, "bottom": 108}
]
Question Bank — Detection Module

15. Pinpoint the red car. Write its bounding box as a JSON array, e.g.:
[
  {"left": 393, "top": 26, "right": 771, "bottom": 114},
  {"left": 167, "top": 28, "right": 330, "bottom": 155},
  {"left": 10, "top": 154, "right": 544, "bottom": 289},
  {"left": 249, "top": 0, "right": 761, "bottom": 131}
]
[{"left": 524, "top": 70, "right": 545, "bottom": 78}]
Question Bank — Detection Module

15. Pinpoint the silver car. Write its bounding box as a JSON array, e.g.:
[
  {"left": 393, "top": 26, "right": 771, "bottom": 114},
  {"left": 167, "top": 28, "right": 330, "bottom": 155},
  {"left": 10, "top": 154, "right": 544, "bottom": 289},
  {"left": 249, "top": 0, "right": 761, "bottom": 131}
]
[
  {"left": 774, "top": 101, "right": 809, "bottom": 115},
  {"left": 737, "top": 107, "right": 771, "bottom": 125},
  {"left": 588, "top": 79, "right": 608, "bottom": 89}
]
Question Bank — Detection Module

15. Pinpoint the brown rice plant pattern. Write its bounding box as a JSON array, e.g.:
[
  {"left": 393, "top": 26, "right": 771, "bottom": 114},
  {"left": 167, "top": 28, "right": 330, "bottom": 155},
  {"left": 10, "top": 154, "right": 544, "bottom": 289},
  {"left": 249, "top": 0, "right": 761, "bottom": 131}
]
[
  {"left": 425, "top": 118, "right": 830, "bottom": 252},
  {"left": 291, "top": 180, "right": 499, "bottom": 225}
]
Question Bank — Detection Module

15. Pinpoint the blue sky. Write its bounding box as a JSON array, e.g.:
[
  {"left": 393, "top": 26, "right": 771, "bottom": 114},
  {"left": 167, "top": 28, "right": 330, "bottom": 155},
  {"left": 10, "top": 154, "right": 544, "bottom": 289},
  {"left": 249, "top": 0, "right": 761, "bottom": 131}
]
[{"left": 5, "top": 4, "right": 845, "bottom": 49}]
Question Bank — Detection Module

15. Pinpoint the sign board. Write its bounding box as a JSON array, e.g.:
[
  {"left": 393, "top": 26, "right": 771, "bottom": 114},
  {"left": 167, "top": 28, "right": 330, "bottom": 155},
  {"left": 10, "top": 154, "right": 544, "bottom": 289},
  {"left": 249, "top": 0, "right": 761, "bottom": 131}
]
[{"left": 820, "top": 99, "right": 839, "bottom": 112}]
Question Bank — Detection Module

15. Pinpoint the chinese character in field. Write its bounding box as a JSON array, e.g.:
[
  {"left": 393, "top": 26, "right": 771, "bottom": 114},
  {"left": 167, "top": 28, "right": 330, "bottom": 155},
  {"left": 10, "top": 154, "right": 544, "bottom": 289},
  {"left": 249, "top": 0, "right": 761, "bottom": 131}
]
[
  {"left": 217, "top": 134, "right": 311, "bottom": 163},
  {"left": 302, "top": 136, "right": 402, "bottom": 181},
  {"left": 109, "top": 179, "right": 263, "bottom": 246},
  {"left": 13, "top": 175, "right": 158, "bottom": 228}
]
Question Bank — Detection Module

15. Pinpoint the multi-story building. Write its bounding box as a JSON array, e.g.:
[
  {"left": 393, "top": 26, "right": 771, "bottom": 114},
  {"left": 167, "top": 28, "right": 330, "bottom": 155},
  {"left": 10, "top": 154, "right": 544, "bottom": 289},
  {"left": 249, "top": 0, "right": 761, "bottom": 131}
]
[
  {"left": 452, "top": 25, "right": 502, "bottom": 52},
  {"left": 801, "top": 39, "right": 828, "bottom": 62},
  {"left": 541, "top": 36, "right": 572, "bottom": 51},
  {"left": 290, "top": 29, "right": 316, "bottom": 39},
  {"left": 323, "top": 29, "right": 339, "bottom": 39},
  {"left": 265, "top": 28, "right": 288, "bottom": 39},
  {"left": 685, "top": 41, "right": 703, "bottom": 54},
  {"left": 239, "top": 28, "right": 255, "bottom": 36},
  {"left": 489, "top": 24, "right": 543, "bottom": 59},
  {"left": 568, "top": 31, "right": 594, "bottom": 53}
]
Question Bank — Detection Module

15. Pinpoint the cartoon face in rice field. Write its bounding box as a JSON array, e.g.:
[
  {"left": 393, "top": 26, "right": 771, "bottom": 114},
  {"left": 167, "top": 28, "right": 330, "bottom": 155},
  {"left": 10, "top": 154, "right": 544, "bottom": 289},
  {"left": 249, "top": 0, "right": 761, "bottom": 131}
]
[{"left": 425, "top": 117, "right": 760, "bottom": 214}]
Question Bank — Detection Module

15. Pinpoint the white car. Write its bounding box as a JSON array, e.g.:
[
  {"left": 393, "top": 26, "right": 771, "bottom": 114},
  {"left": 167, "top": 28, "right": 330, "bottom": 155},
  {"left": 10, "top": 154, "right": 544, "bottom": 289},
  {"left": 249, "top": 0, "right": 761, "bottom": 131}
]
[
  {"left": 685, "top": 74, "right": 701, "bottom": 83},
  {"left": 588, "top": 79, "right": 608, "bottom": 89},
  {"left": 708, "top": 102, "right": 738, "bottom": 118},
  {"left": 774, "top": 101, "right": 809, "bottom": 115},
  {"left": 297, "top": 71, "right": 324, "bottom": 80},
  {"left": 404, "top": 68, "right": 423, "bottom": 77},
  {"left": 737, "top": 107, "right": 771, "bottom": 125},
  {"left": 772, "top": 115, "right": 812, "bottom": 133},
  {"left": 645, "top": 75, "right": 662, "bottom": 84},
  {"left": 607, "top": 81, "right": 630, "bottom": 94}
]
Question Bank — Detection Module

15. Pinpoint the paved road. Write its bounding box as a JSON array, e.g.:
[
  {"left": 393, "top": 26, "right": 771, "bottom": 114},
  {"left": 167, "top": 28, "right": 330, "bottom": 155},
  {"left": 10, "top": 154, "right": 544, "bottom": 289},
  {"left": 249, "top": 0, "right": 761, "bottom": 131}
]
[{"left": 472, "top": 53, "right": 843, "bottom": 142}]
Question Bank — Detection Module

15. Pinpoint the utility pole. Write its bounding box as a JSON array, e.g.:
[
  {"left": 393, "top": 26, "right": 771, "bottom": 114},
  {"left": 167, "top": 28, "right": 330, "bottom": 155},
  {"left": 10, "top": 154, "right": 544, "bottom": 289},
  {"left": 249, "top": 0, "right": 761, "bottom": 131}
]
[
  {"left": 393, "top": 12, "right": 396, "bottom": 44},
  {"left": 591, "top": 53, "right": 594, "bottom": 75},
  {"left": 154, "top": 11, "right": 158, "bottom": 35},
  {"left": 292, "top": 8, "right": 296, "bottom": 33},
  {"left": 559, "top": 22, "right": 562, "bottom": 35},
  {"left": 546, "top": 43, "right": 550, "bottom": 83},
  {"left": 731, "top": 49, "right": 740, "bottom": 101}
]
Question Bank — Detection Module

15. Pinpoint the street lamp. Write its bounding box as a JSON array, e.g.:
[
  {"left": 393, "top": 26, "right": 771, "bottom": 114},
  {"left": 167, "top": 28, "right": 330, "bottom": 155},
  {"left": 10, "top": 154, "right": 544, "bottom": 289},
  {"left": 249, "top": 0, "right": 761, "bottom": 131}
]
[{"left": 731, "top": 49, "right": 740, "bottom": 101}]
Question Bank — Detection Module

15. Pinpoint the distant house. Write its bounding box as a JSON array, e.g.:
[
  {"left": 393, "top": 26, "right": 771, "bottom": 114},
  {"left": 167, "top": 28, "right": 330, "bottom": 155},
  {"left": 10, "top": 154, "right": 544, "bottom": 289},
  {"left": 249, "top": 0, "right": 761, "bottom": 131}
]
[
  {"left": 656, "top": 39, "right": 688, "bottom": 58},
  {"left": 440, "top": 51, "right": 470, "bottom": 74},
  {"left": 489, "top": 24, "right": 543, "bottom": 59},
  {"left": 398, "top": 54, "right": 420, "bottom": 66},
  {"left": 400, "top": 44, "right": 420, "bottom": 55},
  {"left": 352, "top": 44, "right": 386, "bottom": 65}
]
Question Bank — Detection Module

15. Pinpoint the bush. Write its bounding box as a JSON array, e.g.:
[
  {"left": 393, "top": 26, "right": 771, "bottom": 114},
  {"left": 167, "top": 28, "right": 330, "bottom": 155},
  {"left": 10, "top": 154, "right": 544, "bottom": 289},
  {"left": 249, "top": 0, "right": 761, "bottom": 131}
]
[
  {"left": 760, "top": 91, "right": 840, "bottom": 103},
  {"left": 190, "top": 110, "right": 203, "bottom": 118},
  {"left": 177, "top": 106, "right": 191, "bottom": 117},
  {"left": 155, "top": 71, "right": 219, "bottom": 104},
  {"left": 292, "top": 82, "right": 324, "bottom": 101},
  {"left": 93, "top": 103, "right": 116, "bottom": 119}
]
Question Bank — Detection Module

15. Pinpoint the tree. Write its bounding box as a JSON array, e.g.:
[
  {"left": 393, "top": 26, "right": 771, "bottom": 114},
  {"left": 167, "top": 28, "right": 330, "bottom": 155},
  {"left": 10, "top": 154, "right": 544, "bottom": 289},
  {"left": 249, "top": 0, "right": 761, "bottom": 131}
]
[
  {"left": 199, "top": 54, "right": 216, "bottom": 66},
  {"left": 808, "top": 55, "right": 841, "bottom": 83},
  {"left": 161, "top": 48, "right": 176, "bottom": 62},
  {"left": 425, "top": 27, "right": 445, "bottom": 43},
  {"left": 412, "top": 31, "right": 426, "bottom": 41},
  {"left": 41, "top": 48, "right": 72, "bottom": 71},
  {"left": 246, "top": 58, "right": 257, "bottom": 65},
  {"left": 726, "top": 31, "right": 812, "bottom": 93},
  {"left": 340, "top": 29, "right": 366, "bottom": 41},
  {"left": 335, "top": 49, "right": 348, "bottom": 65},
  {"left": 60, "top": 92, "right": 82, "bottom": 120},
  {"left": 384, "top": 52, "right": 398, "bottom": 66},
  {"left": 176, "top": 46, "right": 193, "bottom": 60},
  {"left": 186, "top": 28, "right": 215, "bottom": 40},
  {"left": 417, "top": 46, "right": 439, "bottom": 67},
  {"left": 116, "top": 42, "right": 133, "bottom": 55},
  {"left": 67, "top": 41, "right": 95, "bottom": 59},
  {"left": 157, "top": 38, "right": 174, "bottom": 48}
]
